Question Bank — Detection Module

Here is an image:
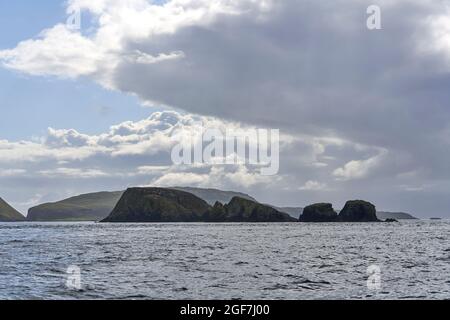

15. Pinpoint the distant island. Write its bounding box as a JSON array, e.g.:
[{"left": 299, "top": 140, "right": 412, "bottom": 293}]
[
  {"left": 0, "top": 186, "right": 418, "bottom": 223},
  {"left": 28, "top": 191, "right": 124, "bottom": 222},
  {"left": 376, "top": 211, "right": 417, "bottom": 220},
  {"left": 100, "top": 188, "right": 410, "bottom": 223},
  {"left": 299, "top": 201, "right": 380, "bottom": 222},
  {"left": 0, "top": 197, "right": 25, "bottom": 222},
  {"left": 102, "top": 188, "right": 296, "bottom": 223}
]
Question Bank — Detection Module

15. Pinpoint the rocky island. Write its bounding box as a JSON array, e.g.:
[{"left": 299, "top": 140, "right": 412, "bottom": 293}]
[
  {"left": 0, "top": 197, "right": 25, "bottom": 222},
  {"left": 209, "top": 197, "right": 296, "bottom": 222},
  {"left": 299, "top": 200, "right": 381, "bottom": 222},
  {"left": 102, "top": 188, "right": 296, "bottom": 223},
  {"left": 299, "top": 203, "right": 338, "bottom": 222},
  {"left": 338, "top": 200, "right": 380, "bottom": 222},
  {"left": 0, "top": 186, "right": 415, "bottom": 223}
]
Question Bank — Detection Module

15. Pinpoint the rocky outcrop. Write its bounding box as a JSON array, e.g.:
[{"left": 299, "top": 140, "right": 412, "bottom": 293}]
[
  {"left": 221, "top": 197, "right": 297, "bottom": 222},
  {"left": 102, "top": 189, "right": 297, "bottom": 223},
  {"left": 28, "top": 191, "right": 124, "bottom": 221},
  {"left": 173, "top": 187, "right": 257, "bottom": 205},
  {"left": 385, "top": 218, "right": 399, "bottom": 223},
  {"left": 102, "top": 188, "right": 211, "bottom": 222},
  {"left": 202, "top": 201, "right": 229, "bottom": 222},
  {"left": 0, "top": 197, "right": 25, "bottom": 222},
  {"left": 338, "top": 200, "right": 380, "bottom": 222},
  {"left": 174, "top": 187, "right": 301, "bottom": 220},
  {"left": 299, "top": 203, "right": 338, "bottom": 222}
]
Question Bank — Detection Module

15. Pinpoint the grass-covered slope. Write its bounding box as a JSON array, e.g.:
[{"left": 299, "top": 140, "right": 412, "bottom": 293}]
[
  {"left": 376, "top": 211, "right": 417, "bottom": 220},
  {"left": 27, "top": 191, "right": 124, "bottom": 221},
  {"left": 0, "top": 197, "right": 25, "bottom": 222}
]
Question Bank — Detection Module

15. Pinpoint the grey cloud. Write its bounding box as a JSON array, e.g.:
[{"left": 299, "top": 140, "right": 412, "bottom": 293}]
[
  {"left": 1, "top": 111, "right": 331, "bottom": 214},
  {"left": 96, "top": 0, "right": 450, "bottom": 216},
  {"left": 113, "top": 0, "right": 450, "bottom": 166},
  {"left": 2, "top": 1, "right": 450, "bottom": 216}
]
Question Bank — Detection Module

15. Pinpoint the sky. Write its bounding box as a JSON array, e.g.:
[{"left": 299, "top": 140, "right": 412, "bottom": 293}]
[{"left": 1, "top": 0, "right": 450, "bottom": 217}]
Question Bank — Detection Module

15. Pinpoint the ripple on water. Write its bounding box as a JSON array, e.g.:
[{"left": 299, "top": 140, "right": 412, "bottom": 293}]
[{"left": 0, "top": 220, "right": 449, "bottom": 299}]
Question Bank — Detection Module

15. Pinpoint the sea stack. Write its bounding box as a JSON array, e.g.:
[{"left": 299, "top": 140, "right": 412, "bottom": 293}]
[
  {"left": 102, "top": 188, "right": 297, "bottom": 223},
  {"left": 338, "top": 200, "right": 380, "bottom": 222},
  {"left": 299, "top": 203, "right": 338, "bottom": 222}
]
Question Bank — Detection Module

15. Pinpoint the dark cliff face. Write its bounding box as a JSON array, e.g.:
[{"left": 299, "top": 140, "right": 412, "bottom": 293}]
[
  {"left": 203, "top": 201, "right": 229, "bottom": 222},
  {"left": 102, "top": 188, "right": 211, "bottom": 222},
  {"left": 338, "top": 200, "right": 380, "bottom": 222},
  {"left": 222, "top": 197, "right": 297, "bottom": 222},
  {"left": 0, "top": 197, "right": 25, "bottom": 222},
  {"left": 299, "top": 203, "right": 338, "bottom": 222},
  {"left": 173, "top": 187, "right": 257, "bottom": 205},
  {"left": 102, "top": 189, "right": 296, "bottom": 223}
]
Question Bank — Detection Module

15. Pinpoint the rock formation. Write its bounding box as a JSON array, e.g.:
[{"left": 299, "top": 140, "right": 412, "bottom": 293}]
[
  {"left": 102, "top": 188, "right": 211, "bottom": 222},
  {"left": 102, "top": 189, "right": 297, "bottom": 223},
  {"left": 299, "top": 203, "right": 338, "bottom": 222},
  {"left": 221, "top": 197, "right": 297, "bottom": 222},
  {"left": 338, "top": 200, "right": 380, "bottom": 222},
  {"left": 173, "top": 187, "right": 257, "bottom": 205}
]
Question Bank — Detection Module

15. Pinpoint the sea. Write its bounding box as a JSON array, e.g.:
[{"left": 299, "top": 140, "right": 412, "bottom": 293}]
[{"left": 0, "top": 220, "right": 449, "bottom": 299}]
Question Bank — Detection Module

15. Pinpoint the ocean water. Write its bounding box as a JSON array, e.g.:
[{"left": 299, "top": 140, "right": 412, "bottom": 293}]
[{"left": 0, "top": 220, "right": 449, "bottom": 300}]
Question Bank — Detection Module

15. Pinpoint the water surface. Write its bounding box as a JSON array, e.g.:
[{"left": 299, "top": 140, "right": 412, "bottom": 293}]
[{"left": 0, "top": 220, "right": 449, "bottom": 299}]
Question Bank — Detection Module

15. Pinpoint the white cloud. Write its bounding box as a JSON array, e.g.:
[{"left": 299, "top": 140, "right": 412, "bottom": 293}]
[
  {"left": 46, "top": 128, "right": 95, "bottom": 147},
  {"left": 0, "top": 109, "right": 447, "bottom": 216},
  {"left": 1, "top": 110, "right": 366, "bottom": 211},
  {"left": 0, "top": 169, "right": 26, "bottom": 177},
  {"left": 299, "top": 180, "right": 327, "bottom": 191},
  {"left": 2, "top": 1, "right": 450, "bottom": 216},
  {"left": 38, "top": 168, "right": 109, "bottom": 179},
  {"left": 152, "top": 165, "right": 273, "bottom": 189},
  {"left": 0, "top": 24, "right": 107, "bottom": 79},
  {"left": 0, "top": 0, "right": 271, "bottom": 87},
  {"left": 333, "top": 150, "right": 387, "bottom": 181}
]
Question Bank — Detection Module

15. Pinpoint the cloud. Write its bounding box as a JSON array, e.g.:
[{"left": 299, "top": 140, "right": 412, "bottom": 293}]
[
  {"left": 46, "top": 128, "right": 94, "bottom": 147},
  {"left": 0, "top": 24, "right": 106, "bottom": 79},
  {"left": 0, "top": 169, "right": 27, "bottom": 177},
  {"left": 2, "top": 1, "right": 450, "bottom": 216},
  {"left": 0, "top": 0, "right": 270, "bottom": 86},
  {"left": 2, "top": 1, "right": 449, "bottom": 178},
  {"left": 299, "top": 180, "right": 328, "bottom": 191},
  {"left": 0, "top": 110, "right": 377, "bottom": 213},
  {"left": 152, "top": 165, "right": 274, "bottom": 189},
  {"left": 38, "top": 168, "right": 109, "bottom": 179},
  {"left": 333, "top": 150, "right": 388, "bottom": 181}
]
